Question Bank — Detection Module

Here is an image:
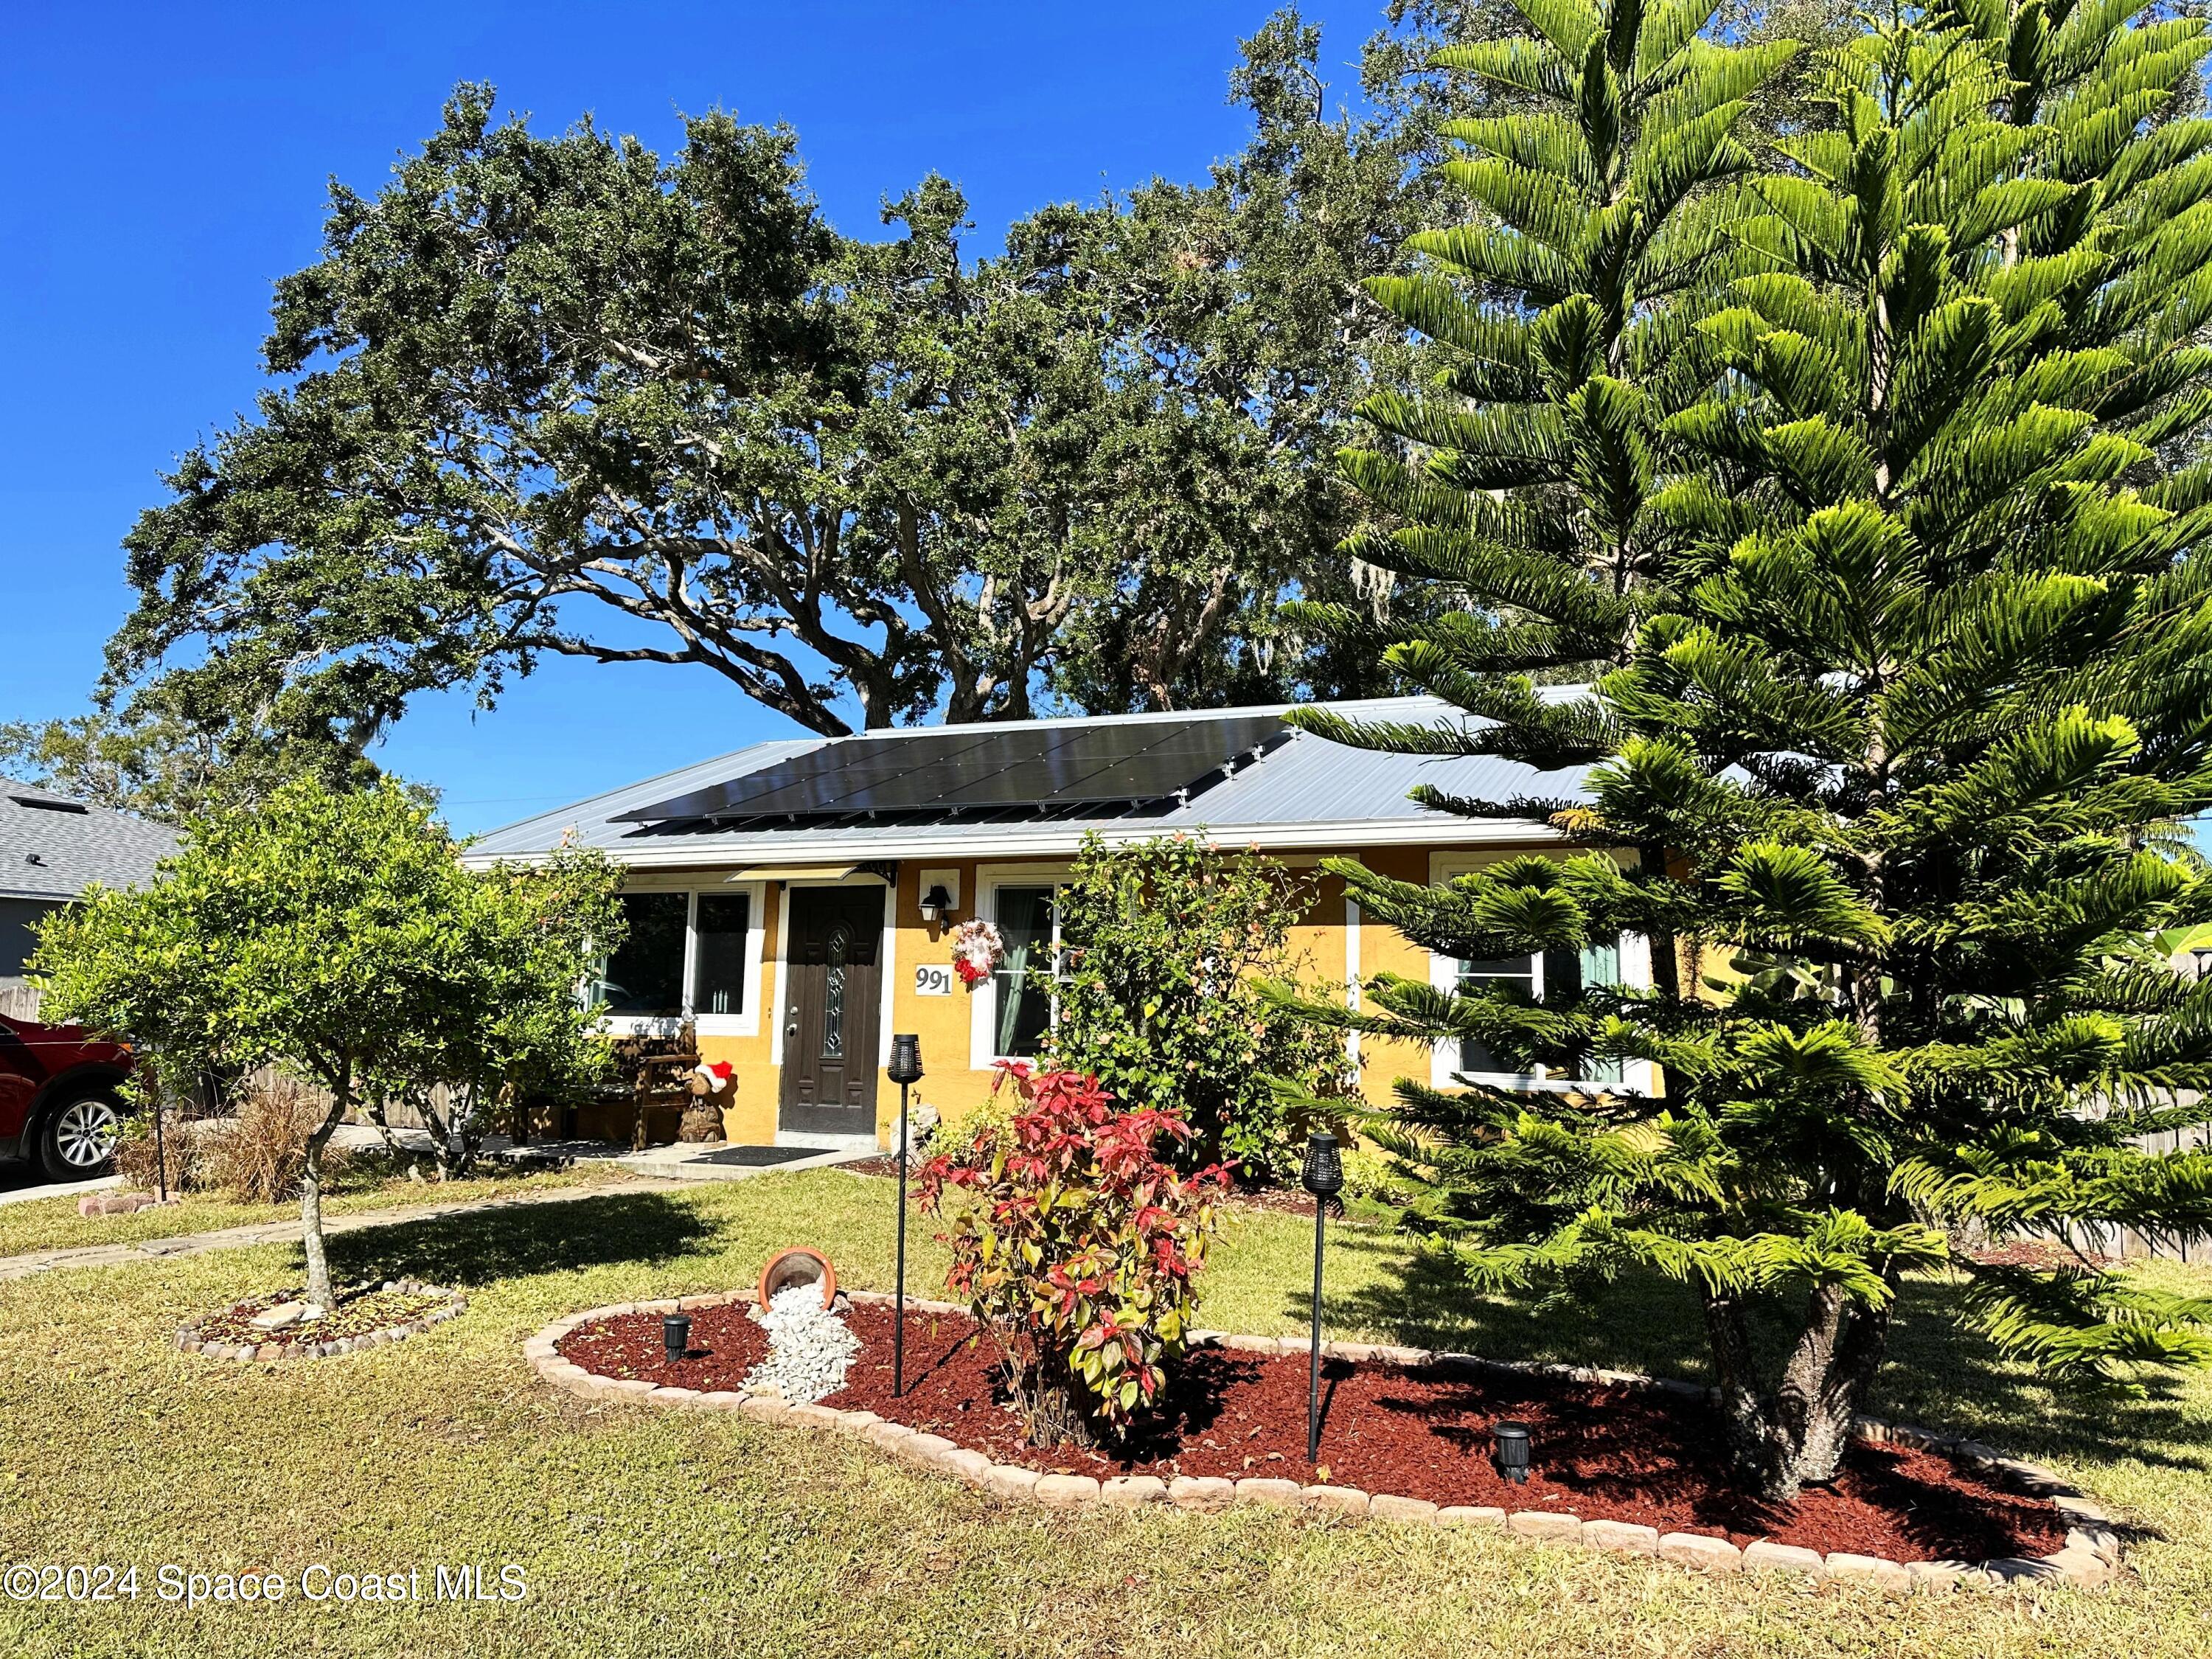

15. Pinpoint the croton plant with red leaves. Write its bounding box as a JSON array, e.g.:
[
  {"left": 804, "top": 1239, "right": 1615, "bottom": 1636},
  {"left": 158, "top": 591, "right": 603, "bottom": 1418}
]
[{"left": 917, "top": 1064, "right": 1231, "bottom": 1447}]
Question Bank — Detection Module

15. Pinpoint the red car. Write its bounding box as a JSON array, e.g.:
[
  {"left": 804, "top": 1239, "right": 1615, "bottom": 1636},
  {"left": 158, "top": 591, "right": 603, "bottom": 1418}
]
[{"left": 0, "top": 1014, "right": 135, "bottom": 1181}]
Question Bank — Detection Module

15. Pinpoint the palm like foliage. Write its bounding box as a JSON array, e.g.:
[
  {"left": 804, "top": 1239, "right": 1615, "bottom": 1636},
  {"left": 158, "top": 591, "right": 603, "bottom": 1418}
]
[{"left": 1293, "top": 0, "right": 2212, "bottom": 1498}]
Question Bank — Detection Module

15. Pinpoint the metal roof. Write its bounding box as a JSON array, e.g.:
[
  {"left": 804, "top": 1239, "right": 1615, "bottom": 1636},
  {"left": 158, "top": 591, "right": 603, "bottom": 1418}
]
[
  {"left": 462, "top": 697, "right": 1590, "bottom": 869},
  {"left": 0, "top": 782, "right": 179, "bottom": 902}
]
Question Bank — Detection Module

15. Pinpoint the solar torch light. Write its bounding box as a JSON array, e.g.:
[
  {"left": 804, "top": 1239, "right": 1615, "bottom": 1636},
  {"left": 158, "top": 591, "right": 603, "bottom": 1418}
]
[
  {"left": 664, "top": 1312, "right": 692, "bottom": 1365},
  {"left": 1492, "top": 1419, "right": 1533, "bottom": 1484},
  {"left": 888, "top": 1032, "right": 925, "bottom": 1397},
  {"left": 1301, "top": 1131, "right": 1345, "bottom": 1464}
]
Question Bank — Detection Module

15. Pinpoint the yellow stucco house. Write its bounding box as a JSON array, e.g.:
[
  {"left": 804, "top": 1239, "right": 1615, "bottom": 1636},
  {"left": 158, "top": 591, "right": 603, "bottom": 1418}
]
[{"left": 462, "top": 695, "right": 1651, "bottom": 1151}]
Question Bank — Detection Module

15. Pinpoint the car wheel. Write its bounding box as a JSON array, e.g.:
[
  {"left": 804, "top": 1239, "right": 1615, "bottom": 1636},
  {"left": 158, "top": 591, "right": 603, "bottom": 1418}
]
[{"left": 35, "top": 1093, "right": 128, "bottom": 1183}]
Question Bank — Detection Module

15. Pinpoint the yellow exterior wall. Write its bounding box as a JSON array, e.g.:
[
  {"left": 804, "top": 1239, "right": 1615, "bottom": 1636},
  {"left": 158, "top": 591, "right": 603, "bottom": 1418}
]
[{"left": 623, "top": 839, "right": 1579, "bottom": 1147}]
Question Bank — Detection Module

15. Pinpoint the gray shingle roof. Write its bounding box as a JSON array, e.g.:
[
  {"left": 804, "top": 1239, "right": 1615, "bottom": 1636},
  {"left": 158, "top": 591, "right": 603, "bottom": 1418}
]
[
  {"left": 462, "top": 696, "right": 1590, "bottom": 869},
  {"left": 0, "top": 782, "right": 179, "bottom": 902}
]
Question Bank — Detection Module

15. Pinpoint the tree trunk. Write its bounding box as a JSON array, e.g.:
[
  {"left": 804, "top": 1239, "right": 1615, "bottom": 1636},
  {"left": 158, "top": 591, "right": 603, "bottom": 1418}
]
[
  {"left": 1015, "top": 1357, "right": 1102, "bottom": 1450},
  {"left": 299, "top": 1082, "right": 349, "bottom": 1313},
  {"left": 413, "top": 1085, "right": 479, "bottom": 1181},
  {"left": 1703, "top": 1283, "right": 1894, "bottom": 1502}
]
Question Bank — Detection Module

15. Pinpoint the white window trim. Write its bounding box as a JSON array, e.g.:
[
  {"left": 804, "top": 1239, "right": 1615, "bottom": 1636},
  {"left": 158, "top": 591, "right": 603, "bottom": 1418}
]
[
  {"left": 767, "top": 875, "right": 896, "bottom": 1068},
  {"left": 970, "top": 862, "right": 1072, "bottom": 1071},
  {"left": 1425, "top": 852, "right": 1655, "bottom": 1096},
  {"left": 597, "top": 877, "right": 768, "bottom": 1040}
]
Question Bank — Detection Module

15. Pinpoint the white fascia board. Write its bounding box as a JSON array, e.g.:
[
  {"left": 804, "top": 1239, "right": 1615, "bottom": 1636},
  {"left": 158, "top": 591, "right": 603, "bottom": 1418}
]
[{"left": 456, "top": 814, "right": 1564, "bottom": 872}]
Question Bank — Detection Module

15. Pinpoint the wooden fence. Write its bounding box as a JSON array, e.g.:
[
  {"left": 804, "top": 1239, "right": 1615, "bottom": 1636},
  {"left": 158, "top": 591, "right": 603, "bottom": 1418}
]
[{"left": 0, "top": 981, "right": 44, "bottom": 1021}]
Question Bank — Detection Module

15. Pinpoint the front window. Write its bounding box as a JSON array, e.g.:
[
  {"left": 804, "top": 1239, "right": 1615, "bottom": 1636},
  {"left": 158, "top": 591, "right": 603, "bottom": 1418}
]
[
  {"left": 599, "top": 893, "right": 688, "bottom": 1015},
  {"left": 1455, "top": 954, "right": 1537, "bottom": 1075},
  {"left": 692, "top": 893, "right": 751, "bottom": 1016},
  {"left": 992, "top": 885, "right": 1060, "bottom": 1058}
]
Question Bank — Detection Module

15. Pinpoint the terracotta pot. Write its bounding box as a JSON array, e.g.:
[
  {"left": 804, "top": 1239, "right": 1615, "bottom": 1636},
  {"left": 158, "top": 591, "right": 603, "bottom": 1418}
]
[{"left": 757, "top": 1248, "right": 838, "bottom": 1310}]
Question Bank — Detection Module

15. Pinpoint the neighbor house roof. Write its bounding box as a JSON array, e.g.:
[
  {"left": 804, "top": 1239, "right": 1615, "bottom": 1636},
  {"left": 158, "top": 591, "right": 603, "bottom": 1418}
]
[
  {"left": 464, "top": 695, "right": 1590, "bottom": 870},
  {"left": 0, "top": 782, "right": 179, "bottom": 902}
]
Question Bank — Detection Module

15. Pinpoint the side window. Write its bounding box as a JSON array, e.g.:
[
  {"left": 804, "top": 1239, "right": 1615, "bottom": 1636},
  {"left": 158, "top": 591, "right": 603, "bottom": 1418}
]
[
  {"left": 1455, "top": 954, "right": 1537, "bottom": 1075},
  {"left": 1451, "top": 941, "right": 1627, "bottom": 1084}
]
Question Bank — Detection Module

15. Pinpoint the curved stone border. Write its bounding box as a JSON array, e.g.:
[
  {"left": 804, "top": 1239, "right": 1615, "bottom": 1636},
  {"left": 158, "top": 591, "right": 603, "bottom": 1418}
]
[
  {"left": 176, "top": 1278, "right": 466, "bottom": 1361},
  {"left": 525, "top": 1289, "right": 2120, "bottom": 1591}
]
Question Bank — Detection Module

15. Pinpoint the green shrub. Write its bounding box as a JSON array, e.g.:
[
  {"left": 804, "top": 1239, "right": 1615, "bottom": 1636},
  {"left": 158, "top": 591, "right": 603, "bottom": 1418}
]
[{"left": 1043, "top": 832, "right": 1354, "bottom": 1178}]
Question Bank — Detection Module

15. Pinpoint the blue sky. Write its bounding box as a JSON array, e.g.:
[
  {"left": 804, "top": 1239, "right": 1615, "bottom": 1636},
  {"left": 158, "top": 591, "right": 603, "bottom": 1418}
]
[{"left": 0, "top": 0, "right": 1370, "bottom": 833}]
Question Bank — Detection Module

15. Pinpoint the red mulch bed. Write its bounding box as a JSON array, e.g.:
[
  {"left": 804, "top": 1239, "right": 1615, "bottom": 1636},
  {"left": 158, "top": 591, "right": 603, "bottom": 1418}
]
[{"left": 557, "top": 1301, "right": 2064, "bottom": 1561}]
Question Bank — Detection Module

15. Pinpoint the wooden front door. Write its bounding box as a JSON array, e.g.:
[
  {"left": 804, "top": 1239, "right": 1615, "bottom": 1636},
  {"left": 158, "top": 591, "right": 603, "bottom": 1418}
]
[{"left": 778, "top": 886, "right": 884, "bottom": 1136}]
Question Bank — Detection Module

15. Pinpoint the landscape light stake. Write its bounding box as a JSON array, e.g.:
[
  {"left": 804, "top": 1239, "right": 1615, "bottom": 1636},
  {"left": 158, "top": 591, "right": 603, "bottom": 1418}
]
[
  {"left": 888, "top": 1033, "right": 924, "bottom": 1397},
  {"left": 150, "top": 1093, "right": 167, "bottom": 1212},
  {"left": 1301, "top": 1132, "right": 1344, "bottom": 1464}
]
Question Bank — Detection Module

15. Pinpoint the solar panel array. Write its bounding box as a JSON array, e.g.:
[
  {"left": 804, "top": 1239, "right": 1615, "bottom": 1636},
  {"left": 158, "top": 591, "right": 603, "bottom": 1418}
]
[{"left": 616, "top": 714, "right": 1294, "bottom": 824}]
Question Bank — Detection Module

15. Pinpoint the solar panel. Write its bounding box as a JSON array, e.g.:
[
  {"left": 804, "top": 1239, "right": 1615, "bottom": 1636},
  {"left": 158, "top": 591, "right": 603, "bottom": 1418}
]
[{"left": 614, "top": 714, "right": 1293, "bottom": 824}]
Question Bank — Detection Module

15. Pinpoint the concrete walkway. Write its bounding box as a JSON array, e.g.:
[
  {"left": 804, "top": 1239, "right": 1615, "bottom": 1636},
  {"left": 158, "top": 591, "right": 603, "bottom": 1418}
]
[
  {"left": 0, "top": 1155, "right": 844, "bottom": 1283},
  {"left": 327, "top": 1122, "right": 874, "bottom": 1183}
]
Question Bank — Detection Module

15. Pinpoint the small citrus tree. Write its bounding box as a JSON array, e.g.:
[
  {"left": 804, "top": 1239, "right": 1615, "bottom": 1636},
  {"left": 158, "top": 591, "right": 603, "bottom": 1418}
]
[
  {"left": 917, "top": 1067, "right": 1230, "bottom": 1448},
  {"left": 361, "top": 853, "right": 622, "bottom": 1177},
  {"left": 35, "top": 778, "right": 619, "bottom": 1310}
]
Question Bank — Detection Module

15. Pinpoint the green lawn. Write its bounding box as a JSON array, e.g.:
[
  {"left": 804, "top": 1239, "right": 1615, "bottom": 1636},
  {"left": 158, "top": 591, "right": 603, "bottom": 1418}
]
[
  {"left": 1, "top": 1166, "right": 2208, "bottom": 1658},
  {"left": 0, "top": 1160, "right": 637, "bottom": 1259}
]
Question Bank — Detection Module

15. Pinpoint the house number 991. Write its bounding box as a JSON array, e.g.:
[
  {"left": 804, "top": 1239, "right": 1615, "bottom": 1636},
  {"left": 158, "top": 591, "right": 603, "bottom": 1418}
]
[{"left": 913, "top": 964, "right": 953, "bottom": 997}]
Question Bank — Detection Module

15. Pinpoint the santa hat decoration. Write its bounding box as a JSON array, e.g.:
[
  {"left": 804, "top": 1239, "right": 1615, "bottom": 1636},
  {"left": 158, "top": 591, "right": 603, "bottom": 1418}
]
[{"left": 692, "top": 1060, "right": 735, "bottom": 1094}]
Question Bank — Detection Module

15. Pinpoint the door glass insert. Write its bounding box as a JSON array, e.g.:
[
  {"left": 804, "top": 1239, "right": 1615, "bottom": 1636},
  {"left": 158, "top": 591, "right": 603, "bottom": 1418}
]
[{"left": 822, "top": 922, "right": 851, "bottom": 1059}]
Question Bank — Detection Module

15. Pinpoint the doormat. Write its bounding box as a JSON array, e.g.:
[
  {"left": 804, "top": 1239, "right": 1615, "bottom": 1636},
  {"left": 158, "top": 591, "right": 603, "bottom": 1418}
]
[{"left": 688, "top": 1146, "right": 821, "bottom": 1168}]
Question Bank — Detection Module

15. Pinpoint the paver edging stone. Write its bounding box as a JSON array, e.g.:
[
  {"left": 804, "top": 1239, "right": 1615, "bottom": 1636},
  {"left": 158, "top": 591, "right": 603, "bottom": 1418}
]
[
  {"left": 175, "top": 1277, "right": 465, "bottom": 1362},
  {"left": 524, "top": 1286, "right": 2115, "bottom": 1590}
]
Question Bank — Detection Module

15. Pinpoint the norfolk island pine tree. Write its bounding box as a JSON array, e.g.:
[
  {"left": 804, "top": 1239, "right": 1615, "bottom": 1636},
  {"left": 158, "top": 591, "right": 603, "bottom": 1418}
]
[{"left": 1273, "top": 0, "right": 2212, "bottom": 1499}]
